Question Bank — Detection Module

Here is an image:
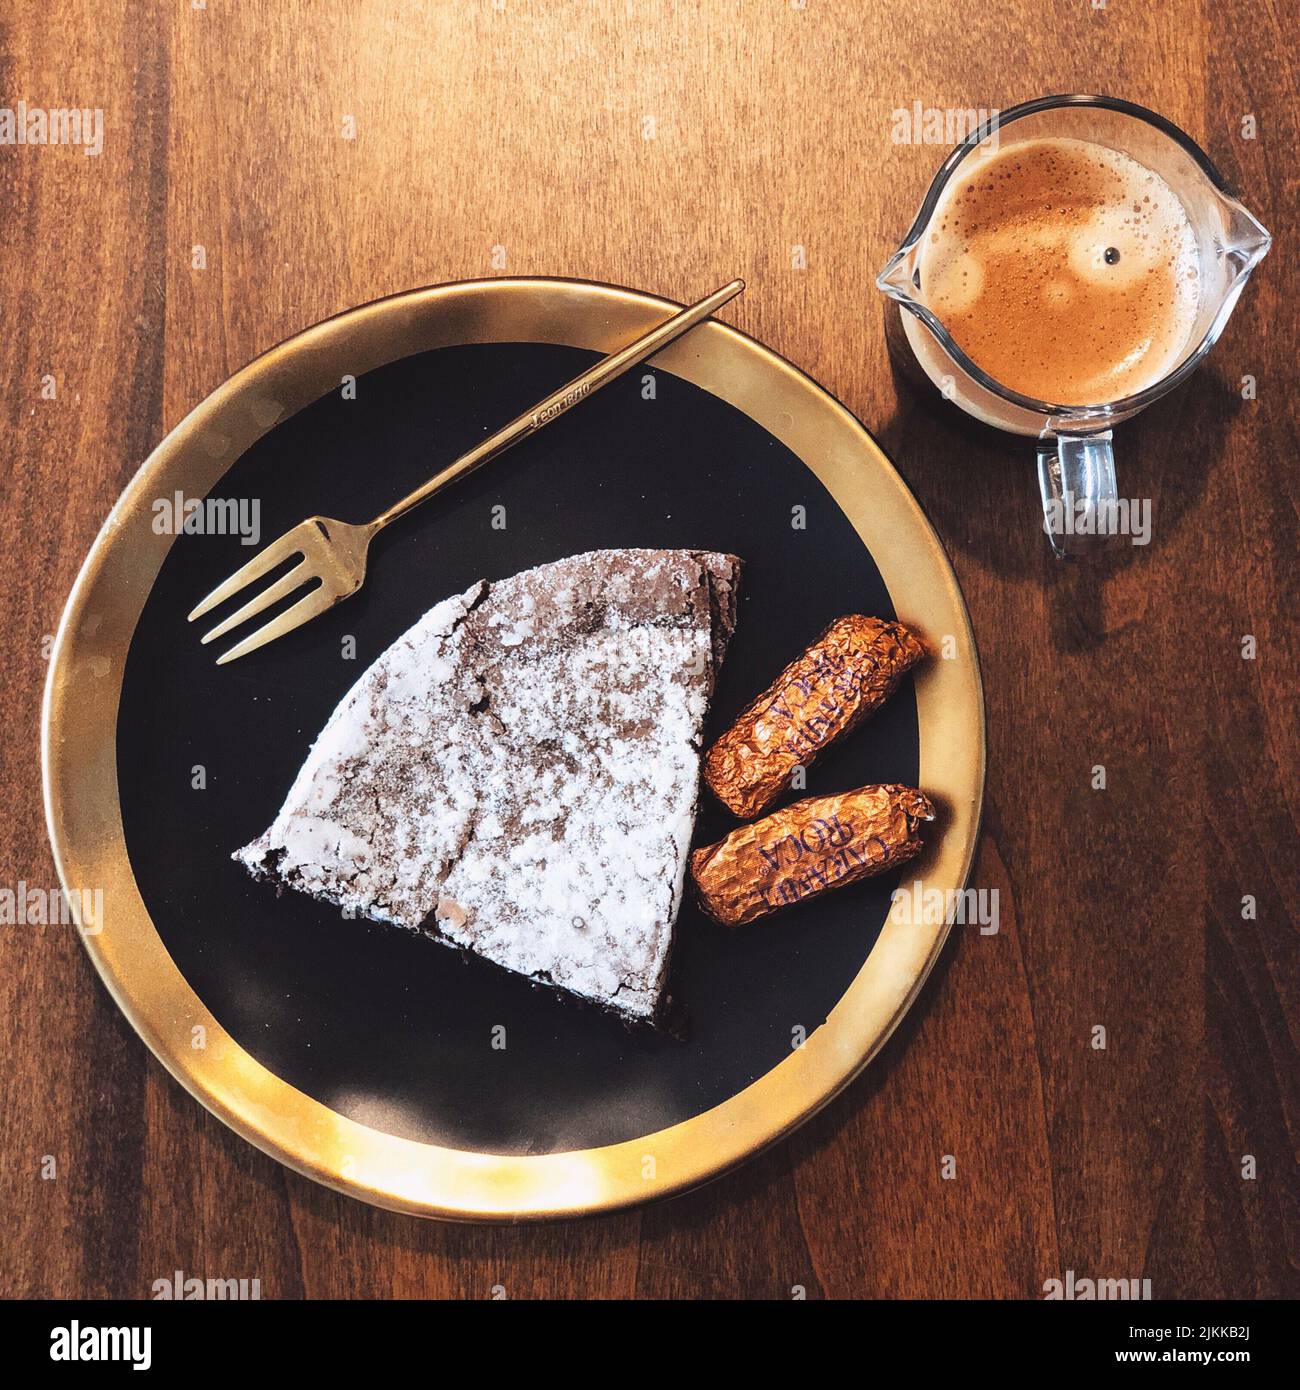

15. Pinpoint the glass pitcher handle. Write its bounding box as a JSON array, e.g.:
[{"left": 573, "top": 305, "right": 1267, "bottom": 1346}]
[{"left": 1037, "top": 431, "right": 1117, "bottom": 557}]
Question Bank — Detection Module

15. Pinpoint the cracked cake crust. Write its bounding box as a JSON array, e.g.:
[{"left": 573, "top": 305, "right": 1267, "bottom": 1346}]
[{"left": 235, "top": 548, "right": 742, "bottom": 1026}]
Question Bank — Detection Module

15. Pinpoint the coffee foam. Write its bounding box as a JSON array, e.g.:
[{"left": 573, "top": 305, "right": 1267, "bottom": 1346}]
[{"left": 918, "top": 137, "right": 1200, "bottom": 405}]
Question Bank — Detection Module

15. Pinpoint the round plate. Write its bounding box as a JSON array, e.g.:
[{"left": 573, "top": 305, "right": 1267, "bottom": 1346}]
[{"left": 43, "top": 277, "right": 985, "bottom": 1220}]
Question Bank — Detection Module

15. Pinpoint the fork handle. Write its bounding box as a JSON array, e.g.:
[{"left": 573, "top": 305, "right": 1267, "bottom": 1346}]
[{"left": 368, "top": 279, "right": 744, "bottom": 531}]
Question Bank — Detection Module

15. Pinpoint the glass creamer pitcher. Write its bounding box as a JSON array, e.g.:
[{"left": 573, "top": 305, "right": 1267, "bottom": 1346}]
[{"left": 877, "top": 94, "right": 1271, "bottom": 556}]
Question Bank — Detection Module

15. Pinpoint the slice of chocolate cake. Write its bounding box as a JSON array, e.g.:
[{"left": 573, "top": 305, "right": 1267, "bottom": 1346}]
[{"left": 235, "top": 549, "right": 741, "bottom": 1026}]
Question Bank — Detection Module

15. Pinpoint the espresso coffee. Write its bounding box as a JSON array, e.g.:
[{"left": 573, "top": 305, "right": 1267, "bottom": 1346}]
[{"left": 917, "top": 137, "right": 1199, "bottom": 404}]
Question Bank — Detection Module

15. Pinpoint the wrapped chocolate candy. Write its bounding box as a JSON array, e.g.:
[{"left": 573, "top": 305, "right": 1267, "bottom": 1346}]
[
  {"left": 690, "top": 784, "right": 935, "bottom": 927},
  {"left": 703, "top": 615, "right": 925, "bottom": 818}
]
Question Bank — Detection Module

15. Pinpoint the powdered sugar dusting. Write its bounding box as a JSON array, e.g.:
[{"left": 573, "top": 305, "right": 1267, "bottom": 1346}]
[{"left": 235, "top": 549, "right": 741, "bottom": 1023}]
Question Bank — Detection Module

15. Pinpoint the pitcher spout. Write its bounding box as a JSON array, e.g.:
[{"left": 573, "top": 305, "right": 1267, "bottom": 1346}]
[
  {"left": 1221, "top": 197, "right": 1272, "bottom": 272},
  {"left": 876, "top": 245, "right": 922, "bottom": 305}
]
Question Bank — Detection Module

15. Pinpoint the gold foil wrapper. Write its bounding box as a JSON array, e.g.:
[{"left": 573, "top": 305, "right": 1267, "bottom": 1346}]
[
  {"left": 690, "top": 784, "right": 935, "bottom": 927},
  {"left": 703, "top": 615, "right": 925, "bottom": 818}
]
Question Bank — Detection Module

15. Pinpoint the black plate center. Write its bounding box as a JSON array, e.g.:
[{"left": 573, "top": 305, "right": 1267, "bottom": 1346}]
[{"left": 117, "top": 342, "right": 919, "bottom": 1154}]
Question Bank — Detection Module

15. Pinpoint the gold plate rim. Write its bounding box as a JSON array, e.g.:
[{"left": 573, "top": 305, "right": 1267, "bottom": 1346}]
[{"left": 42, "top": 276, "right": 986, "bottom": 1221}]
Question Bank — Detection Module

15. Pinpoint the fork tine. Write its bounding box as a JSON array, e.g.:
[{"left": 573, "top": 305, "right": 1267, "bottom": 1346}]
[
  {"left": 187, "top": 531, "right": 305, "bottom": 623},
  {"left": 199, "top": 560, "right": 312, "bottom": 645},
  {"left": 214, "top": 585, "right": 337, "bottom": 665}
]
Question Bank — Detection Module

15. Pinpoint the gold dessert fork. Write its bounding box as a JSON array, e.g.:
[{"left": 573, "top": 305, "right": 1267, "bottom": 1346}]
[{"left": 189, "top": 278, "right": 744, "bottom": 664}]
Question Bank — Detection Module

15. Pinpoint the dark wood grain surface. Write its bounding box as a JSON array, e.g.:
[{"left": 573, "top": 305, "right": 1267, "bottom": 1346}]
[{"left": 1, "top": 1, "right": 1295, "bottom": 1299}]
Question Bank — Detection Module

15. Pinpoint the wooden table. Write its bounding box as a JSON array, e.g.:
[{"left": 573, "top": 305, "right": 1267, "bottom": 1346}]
[{"left": 2, "top": 1, "right": 1294, "bottom": 1299}]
